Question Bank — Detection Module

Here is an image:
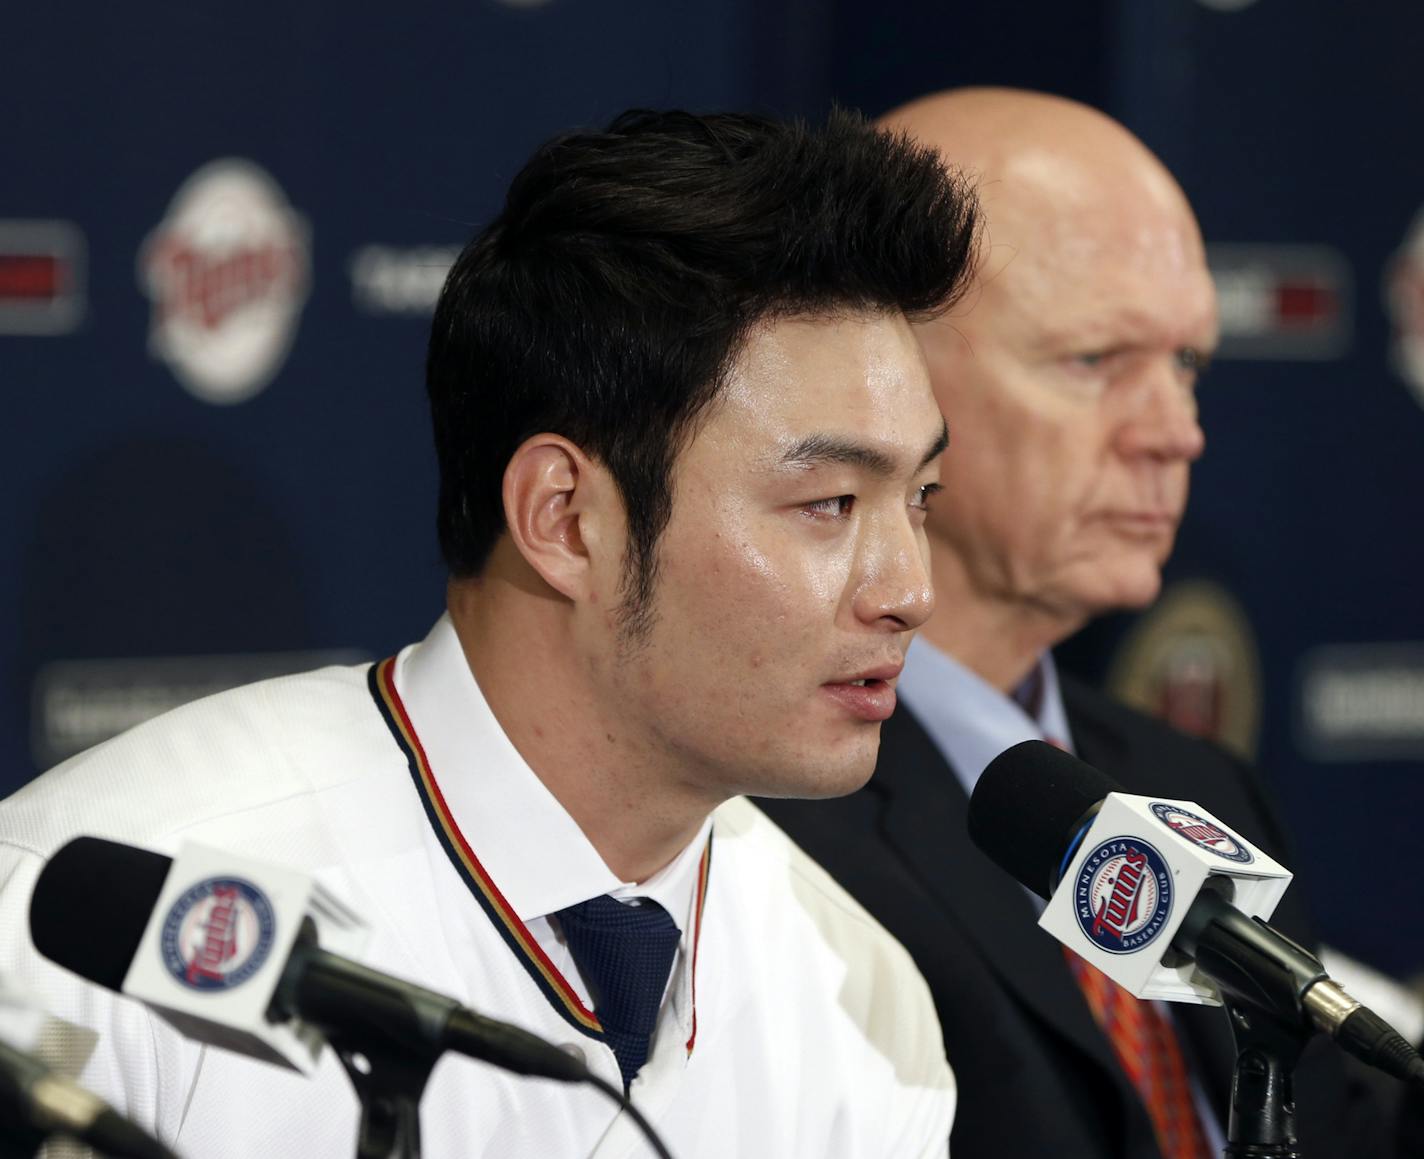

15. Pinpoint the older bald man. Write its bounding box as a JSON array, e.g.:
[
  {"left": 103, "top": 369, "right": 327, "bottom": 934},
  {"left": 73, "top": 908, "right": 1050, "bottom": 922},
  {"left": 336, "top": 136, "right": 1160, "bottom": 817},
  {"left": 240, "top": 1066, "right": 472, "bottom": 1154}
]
[{"left": 760, "top": 89, "right": 1385, "bottom": 1159}]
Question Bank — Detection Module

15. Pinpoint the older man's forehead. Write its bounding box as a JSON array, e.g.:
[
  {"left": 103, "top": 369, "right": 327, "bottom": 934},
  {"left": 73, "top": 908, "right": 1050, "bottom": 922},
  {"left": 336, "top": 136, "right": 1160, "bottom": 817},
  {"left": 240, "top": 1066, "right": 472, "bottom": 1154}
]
[
  {"left": 1030, "top": 294, "right": 1217, "bottom": 350},
  {"left": 995, "top": 214, "right": 1215, "bottom": 340}
]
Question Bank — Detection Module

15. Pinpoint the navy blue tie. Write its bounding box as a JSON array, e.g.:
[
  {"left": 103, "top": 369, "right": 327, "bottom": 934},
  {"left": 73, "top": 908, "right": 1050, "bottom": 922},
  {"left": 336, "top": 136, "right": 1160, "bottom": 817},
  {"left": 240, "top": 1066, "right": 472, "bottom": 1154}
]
[{"left": 555, "top": 895, "right": 681, "bottom": 1091}]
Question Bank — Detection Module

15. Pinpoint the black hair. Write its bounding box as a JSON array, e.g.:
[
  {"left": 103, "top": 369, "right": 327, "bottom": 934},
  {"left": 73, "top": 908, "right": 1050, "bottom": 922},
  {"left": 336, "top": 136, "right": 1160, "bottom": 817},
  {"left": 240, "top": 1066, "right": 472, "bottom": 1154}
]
[{"left": 427, "top": 107, "right": 978, "bottom": 633}]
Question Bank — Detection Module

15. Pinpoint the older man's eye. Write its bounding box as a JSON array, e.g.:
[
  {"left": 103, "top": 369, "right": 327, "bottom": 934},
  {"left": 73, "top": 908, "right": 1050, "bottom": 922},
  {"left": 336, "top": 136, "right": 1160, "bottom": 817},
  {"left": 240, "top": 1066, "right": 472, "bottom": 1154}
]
[
  {"left": 805, "top": 496, "right": 854, "bottom": 518},
  {"left": 1176, "top": 346, "right": 1212, "bottom": 376}
]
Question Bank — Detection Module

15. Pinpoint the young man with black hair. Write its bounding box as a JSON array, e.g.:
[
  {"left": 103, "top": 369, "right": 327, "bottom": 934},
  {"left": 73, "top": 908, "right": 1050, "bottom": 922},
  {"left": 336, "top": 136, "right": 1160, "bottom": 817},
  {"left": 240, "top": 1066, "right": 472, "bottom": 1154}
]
[{"left": 0, "top": 109, "right": 977, "bottom": 1156}]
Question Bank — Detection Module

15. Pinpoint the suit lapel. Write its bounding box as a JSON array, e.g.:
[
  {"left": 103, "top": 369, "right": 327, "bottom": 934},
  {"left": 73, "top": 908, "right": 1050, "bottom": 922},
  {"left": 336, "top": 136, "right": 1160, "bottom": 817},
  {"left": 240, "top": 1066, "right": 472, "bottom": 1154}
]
[{"left": 874, "top": 706, "right": 1128, "bottom": 1081}]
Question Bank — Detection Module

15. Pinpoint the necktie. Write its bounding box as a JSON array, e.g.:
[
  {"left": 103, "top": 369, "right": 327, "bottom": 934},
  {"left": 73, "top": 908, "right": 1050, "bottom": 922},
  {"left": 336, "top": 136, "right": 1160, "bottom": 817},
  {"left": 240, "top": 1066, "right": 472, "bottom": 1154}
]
[
  {"left": 556, "top": 895, "right": 681, "bottom": 1091},
  {"left": 1064, "top": 948, "right": 1213, "bottom": 1159}
]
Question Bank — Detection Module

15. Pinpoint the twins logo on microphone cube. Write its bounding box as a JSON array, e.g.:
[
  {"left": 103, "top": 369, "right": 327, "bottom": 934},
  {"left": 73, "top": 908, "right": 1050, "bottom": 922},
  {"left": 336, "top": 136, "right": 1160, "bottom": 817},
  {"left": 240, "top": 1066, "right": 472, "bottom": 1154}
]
[
  {"left": 122, "top": 842, "right": 370, "bottom": 1073},
  {"left": 1039, "top": 794, "right": 1292, "bottom": 1004}
]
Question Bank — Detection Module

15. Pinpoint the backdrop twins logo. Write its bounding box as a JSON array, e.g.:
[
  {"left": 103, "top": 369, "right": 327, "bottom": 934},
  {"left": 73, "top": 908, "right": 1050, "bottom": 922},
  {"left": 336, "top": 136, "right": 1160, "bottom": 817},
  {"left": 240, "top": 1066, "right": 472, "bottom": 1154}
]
[
  {"left": 1386, "top": 207, "right": 1424, "bottom": 408},
  {"left": 138, "top": 158, "right": 311, "bottom": 405}
]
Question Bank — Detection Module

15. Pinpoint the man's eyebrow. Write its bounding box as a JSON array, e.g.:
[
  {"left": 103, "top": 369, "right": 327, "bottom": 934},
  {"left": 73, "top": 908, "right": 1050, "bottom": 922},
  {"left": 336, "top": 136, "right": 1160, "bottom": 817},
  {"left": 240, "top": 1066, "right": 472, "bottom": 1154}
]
[
  {"left": 1034, "top": 305, "right": 1219, "bottom": 356},
  {"left": 919, "top": 421, "right": 950, "bottom": 472},
  {"left": 780, "top": 434, "right": 896, "bottom": 475},
  {"left": 779, "top": 421, "right": 949, "bottom": 477}
]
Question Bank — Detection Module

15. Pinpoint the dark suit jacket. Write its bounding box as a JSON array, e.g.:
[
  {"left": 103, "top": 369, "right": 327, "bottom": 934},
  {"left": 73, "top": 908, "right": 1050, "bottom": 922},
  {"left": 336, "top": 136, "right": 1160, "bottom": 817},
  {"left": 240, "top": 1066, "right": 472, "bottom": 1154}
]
[{"left": 758, "top": 674, "right": 1386, "bottom": 1159}]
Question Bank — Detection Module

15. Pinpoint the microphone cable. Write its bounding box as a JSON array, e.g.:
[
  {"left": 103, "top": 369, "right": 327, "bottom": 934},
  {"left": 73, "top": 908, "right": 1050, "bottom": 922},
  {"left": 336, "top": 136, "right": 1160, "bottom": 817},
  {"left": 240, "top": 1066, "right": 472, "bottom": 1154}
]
[{"left": 584, "top": 1072, "right": 676, "bottom": 1159}]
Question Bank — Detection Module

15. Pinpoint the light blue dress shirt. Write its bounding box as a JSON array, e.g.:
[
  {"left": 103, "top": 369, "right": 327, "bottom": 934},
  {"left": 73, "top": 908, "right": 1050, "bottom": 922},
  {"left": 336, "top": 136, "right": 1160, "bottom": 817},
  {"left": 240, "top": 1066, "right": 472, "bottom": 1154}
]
[{"left": 897, "top": 634, "right": 1073, "bottom": 799}]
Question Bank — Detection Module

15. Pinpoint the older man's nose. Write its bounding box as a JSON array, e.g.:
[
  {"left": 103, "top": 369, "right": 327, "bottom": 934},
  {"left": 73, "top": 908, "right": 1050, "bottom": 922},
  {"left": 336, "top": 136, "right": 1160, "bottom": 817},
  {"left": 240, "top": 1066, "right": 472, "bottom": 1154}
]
[{"left": 1117, "top": 361, "right": 1206, "bottom": 462}]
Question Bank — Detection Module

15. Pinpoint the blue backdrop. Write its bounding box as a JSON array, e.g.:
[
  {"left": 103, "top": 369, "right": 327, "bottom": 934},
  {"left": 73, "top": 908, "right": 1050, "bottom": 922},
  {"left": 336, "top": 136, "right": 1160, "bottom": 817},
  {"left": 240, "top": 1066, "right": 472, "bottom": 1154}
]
[{"left": 5, "top": 0, "right": 1423, "bottom": 975}]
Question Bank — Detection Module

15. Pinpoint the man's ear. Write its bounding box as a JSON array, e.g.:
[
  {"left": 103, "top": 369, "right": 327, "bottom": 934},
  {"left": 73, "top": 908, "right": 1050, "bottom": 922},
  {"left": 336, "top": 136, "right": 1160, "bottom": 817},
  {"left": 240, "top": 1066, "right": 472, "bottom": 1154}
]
[{"left": 501, "top": 434, "right": 618, "bottom": 600}]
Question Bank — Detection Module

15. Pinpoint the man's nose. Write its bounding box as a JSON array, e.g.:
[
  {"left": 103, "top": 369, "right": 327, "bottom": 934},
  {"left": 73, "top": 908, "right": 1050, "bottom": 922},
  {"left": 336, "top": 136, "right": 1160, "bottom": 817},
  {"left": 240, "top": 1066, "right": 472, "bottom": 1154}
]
[
  {"left": 852, "top": 518, "right": 935, "bottom": 632},
  {"left": 1115, "top": 359, "right": 1207, "bottom": 462}
]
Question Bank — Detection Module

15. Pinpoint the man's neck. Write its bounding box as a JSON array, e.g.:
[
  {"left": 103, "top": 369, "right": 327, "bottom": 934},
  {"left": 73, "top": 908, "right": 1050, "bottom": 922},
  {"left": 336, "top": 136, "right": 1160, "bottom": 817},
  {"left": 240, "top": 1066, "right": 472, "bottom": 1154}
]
[
  {"left": 917, "top": 538, "right": 1083, "bottom": 694},
  {"left": 447, "top": 572, "right": 715, "bottom": 885}
]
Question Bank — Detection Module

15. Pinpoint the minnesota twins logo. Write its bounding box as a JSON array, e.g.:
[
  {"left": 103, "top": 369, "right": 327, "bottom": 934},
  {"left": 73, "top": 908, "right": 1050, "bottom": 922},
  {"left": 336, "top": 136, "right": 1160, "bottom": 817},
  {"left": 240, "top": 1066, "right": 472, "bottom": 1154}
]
[
  {"left": 138, "top": 159, "right": 310, "bottom": 404},
  {"left": 159, "top": 877, "right": 276, "bottom": 991},
  {"left": 1150, "top": 802, "right": 1254, "bottom": 864},
  {"left": 1073, "top": 838, "right": 1174, "bottom": 954}
]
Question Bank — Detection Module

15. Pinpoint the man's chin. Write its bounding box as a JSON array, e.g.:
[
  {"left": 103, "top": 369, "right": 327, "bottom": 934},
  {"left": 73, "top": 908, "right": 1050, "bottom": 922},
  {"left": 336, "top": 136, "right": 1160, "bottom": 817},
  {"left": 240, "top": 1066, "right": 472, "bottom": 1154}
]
[
  {"left": 1118, "top": 568, "right": 1167, "bottom": 611},
  {"left": 1075, "top": 558, "right": 1167, "bottom": 617},
  {"left": 748, "top": 751, "right": 879, "bottom": 802}
]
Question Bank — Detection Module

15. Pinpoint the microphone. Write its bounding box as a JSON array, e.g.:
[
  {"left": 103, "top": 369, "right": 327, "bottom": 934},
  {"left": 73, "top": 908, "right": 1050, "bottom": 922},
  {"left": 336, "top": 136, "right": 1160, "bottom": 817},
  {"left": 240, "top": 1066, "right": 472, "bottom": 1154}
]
[
  {"left": 28, "top": 836, "right": 587, "bottom": 1085},
  {"left": 968, "top": 739, "right": 1424, "bottom": 1088},
  {"left": 0, "top": 1035, "right": 178, "bottom": 1159},
  {"left": 0, "top": 974, "right": 169, "bottom": 1159}
]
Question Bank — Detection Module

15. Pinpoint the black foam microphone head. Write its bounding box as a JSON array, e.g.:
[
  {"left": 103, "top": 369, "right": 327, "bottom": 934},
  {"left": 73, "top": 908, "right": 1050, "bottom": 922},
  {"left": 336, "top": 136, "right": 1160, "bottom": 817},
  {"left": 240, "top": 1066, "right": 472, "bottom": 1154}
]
[
  {"left": 967, "top": 739, "right": 1123, "bottom": 899},
  {"left": 30, "top": 836, "right": 174, "bottom": 992}
]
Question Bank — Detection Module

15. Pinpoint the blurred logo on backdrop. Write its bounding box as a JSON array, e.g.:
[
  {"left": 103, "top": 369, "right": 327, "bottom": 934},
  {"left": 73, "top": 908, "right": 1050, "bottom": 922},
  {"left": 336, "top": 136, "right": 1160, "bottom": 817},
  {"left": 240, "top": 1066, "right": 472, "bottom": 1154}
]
[
  {"left": 348, "top": 244, "right": 459, "bottom": 315},
  {"left": 1106, "top": 580, "right": 1262, "bottom": 761},
  {"left": 0, "top": 219, "right": 86, "bottom": 335},
  {"left": 1208, "top": 244, "right": 1350, "bottom": 361},
  {"left": 1385, "top": 209, "right": 1424, "bottom": 407},
  {"left": 138, "top": 159, "right": 310, "bottom": 405},
  {"left": 31, "top": 650, "right": 366, "bottom": 769},
  {"left": 1297, "top": 642, "right": 1424, "bottom": 761}
]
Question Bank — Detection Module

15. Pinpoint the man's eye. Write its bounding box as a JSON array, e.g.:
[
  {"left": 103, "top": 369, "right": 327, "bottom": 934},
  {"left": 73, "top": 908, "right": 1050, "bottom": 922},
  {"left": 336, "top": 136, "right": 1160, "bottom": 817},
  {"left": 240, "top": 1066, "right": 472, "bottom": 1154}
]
[
  {"left": 910, "top": 483, "right": 943, "bottom": 512},
  {"left": 1072, "top": 350, "right": 1109, "bottom": 369},
  {"left": 1176, "top": 346, "right": 1212, "bottom": 377},
  {"left": 805, "top": 496, "right": 854, "bottom": 518}
]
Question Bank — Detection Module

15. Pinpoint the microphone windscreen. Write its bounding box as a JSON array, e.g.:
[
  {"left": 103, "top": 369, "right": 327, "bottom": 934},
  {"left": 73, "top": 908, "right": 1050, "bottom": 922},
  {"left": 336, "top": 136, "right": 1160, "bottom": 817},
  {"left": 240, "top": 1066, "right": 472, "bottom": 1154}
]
[
  {"left": 30, "top": 837, "right": 173, "bottom": 992},
  {"left": 967, "top": 740, "right": 1122, "bottom": 899}
]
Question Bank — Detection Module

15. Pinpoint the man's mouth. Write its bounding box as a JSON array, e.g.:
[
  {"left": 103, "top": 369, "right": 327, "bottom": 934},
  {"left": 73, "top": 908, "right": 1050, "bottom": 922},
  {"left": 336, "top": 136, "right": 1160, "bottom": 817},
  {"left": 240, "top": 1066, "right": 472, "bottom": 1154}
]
[
  {"left": 822, "top": 666, "right": 902, "bottom": 722},
  {"left": 1101, "top": 511, "right": 1178, "bottom": 535},
  {"left": 835, "top": 662, "right": 903, "bottom": 686}
]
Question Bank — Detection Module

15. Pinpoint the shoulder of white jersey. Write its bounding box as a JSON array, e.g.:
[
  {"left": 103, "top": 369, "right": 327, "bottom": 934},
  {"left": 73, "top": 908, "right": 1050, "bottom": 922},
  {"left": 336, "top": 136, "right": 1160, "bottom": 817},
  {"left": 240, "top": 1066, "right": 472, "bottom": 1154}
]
[
  {"left": 714, "top": 797, "right": 954, "bottom": 1098},
  {"left": 714, "top": 796, "right": 929, "bottom": 969},
  {"left": 0, "top": 661, "right": 387, "bottom": 859}
]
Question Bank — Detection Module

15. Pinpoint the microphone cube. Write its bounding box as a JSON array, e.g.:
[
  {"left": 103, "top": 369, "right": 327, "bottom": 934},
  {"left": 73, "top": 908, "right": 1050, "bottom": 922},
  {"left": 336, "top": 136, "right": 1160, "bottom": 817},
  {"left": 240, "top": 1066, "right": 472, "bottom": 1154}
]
[
  {"left": 122, "top": 841, "right": 370, "bottom": 1072},
  {"left": 1038, "top": 793, "right": 1291, "bottom": 1003}
]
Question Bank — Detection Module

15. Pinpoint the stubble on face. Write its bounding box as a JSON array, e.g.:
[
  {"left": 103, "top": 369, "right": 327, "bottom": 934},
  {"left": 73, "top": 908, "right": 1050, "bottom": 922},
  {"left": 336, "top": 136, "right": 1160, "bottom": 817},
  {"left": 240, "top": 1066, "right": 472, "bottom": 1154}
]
[{"left": 595, "top": 310, "right": 947, "bottom": 805}]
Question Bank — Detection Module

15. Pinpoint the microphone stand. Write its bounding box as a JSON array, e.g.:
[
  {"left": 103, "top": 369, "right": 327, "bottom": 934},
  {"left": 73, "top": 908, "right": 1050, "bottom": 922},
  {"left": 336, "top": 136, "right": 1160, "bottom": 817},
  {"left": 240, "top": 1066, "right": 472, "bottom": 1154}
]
[
  {"left": 273, "top": 934, "right": 678, "bottom": 1159},
  {"left": 273, "top": 934, "right": 450, "bottom": 1159},
  {"left": 1173, "top": 893, "right": 1322, "bottom": 1157},
  {"left": 1222, "top": 998, "right": 1308, "bottom": 1158},
  {"left": 330, "top": 1027, "right": 433, "bottom": 1159}
]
